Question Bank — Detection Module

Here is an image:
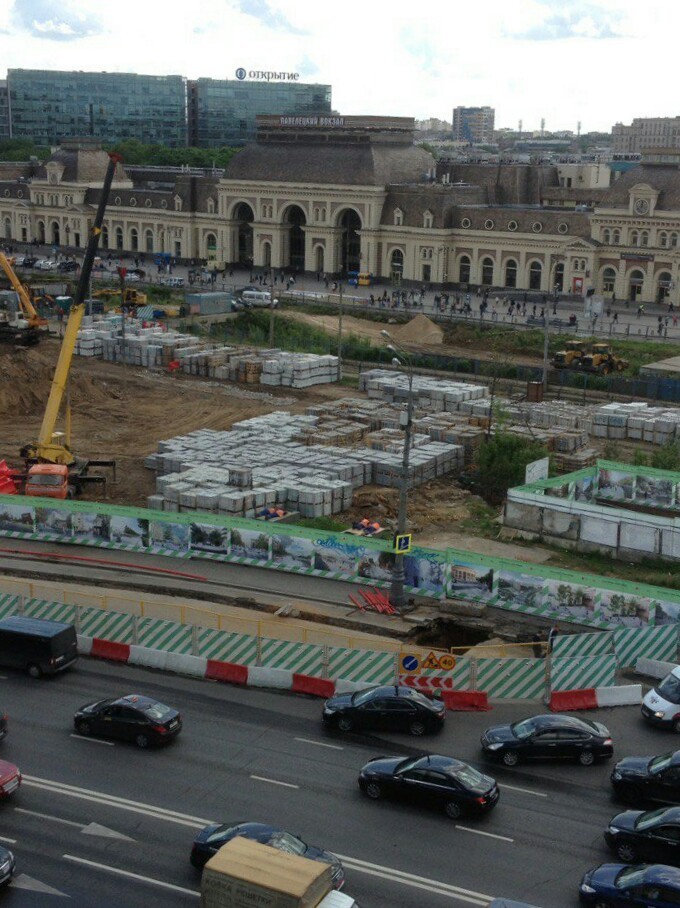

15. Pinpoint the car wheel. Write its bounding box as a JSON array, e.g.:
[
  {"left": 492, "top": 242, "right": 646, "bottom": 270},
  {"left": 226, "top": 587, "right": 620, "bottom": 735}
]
[
  {"left": 337, "top": 716, "right": 353, "bottom": 733},
  {"left": 673, "top": 717, "right": 680, "bottom": 734},
  {"left": 502, "top": 750, "right": 519, "bottom": 767},
  {"left": 616, "top": 842, "right": 637, "bottom": 863},
  {"left": 135, "top": 734, "right": 150, "bottom": 749},
  {"left": 364, "top": 782, "right": 382, "bottom": 800},
  {"left": 594, "top": 901, "right": 611, "bottom": 908},
  {"left": 27, "top": 663, "right": 42, "bottom": 679},
  {"left": 409, "top": 720, "right": 426, "bottom": 737},
  {"left": 578, "top": 750, "right": 595, "bottom": 766},
  {"left": 76, "top": 720, "right": 91, "bottom": 736},
  {"left": 444, "top": 800, "right": 462, "bottom": 820}
]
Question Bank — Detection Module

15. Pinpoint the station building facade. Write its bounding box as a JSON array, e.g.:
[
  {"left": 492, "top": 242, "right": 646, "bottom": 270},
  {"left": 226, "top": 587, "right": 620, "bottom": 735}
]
[{"left": 1, "top": 121, "right": 680, "bottom": 305}]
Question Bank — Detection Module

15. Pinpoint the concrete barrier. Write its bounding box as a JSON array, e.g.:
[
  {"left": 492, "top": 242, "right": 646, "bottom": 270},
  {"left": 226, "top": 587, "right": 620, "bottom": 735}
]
[
  {"left": 334, "top": 679, "right": 375, "bottom": 695},
  {"left": 595, "top": 684, "right": 642, "bottom": 707},
  {"left": 77, "top": 635, "right": 93, "bottom": 656},
  {"left": 441, "top": 691, "right": 490, "bottom": 711},
  {"left": 128, "top": 646, "right": 168, "bottom": 671},
  {"left": 247, "top": 666, "right": 293, "bottom": 690},
  {"left": 206, "top": 660, "right": 248, "bottom": 685},
  {"left": 292, "top": 674, "right": 335, "bottom": 699},
  {"left": 90, "top": 639, "right": 130, "bottom": 663},
  {"left": 636, "top": 657, "right": 678, "bottom": 680},
  {"left": 549, "top": 688, "right": 598, "bottom": 711},
  {"left": 165, "top": 652, "right": 207, "bottom": 678}
]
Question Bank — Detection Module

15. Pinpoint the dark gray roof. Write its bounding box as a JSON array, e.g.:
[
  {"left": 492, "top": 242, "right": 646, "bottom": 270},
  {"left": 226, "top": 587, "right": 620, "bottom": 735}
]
[
  {"left": 35, "top": 146, "right": 127, "bottom": 184},
  {"left": 380, "top": 184, "right": 485, "bottom": 228},
  {"left": 451, "top": 206, "right": 592, "bottom": 238},
  {"left": 225, "top": 141, "right": 435, "bottom": 186},
  {"left": 599, "top": 164, "right": 680, "bottom": 209}
]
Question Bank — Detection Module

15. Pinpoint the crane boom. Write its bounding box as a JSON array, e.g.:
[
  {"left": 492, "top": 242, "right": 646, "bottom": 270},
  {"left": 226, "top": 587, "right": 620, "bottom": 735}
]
[{"left": 0, "top": 252, "right": 45, "bottom": 327}]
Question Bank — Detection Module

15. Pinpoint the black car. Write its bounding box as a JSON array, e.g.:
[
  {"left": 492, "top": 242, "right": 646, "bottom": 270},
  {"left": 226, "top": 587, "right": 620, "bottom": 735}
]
[
  {"left": 580, "top": 864, "right": 680, "bottom": 907},
  {"left": 0, "top": 845, "right": 15, "bottom": 886},
  {"left": 481, "top": 714, "right": 613, "bottom": 766},
  {"left": 190, "top": 822, "right": 344, "bottom": 888},
  {"left": 57, "top": 260, "right": 79, "bottom": 273},
  {"left": 323, "top": 685, "right": 446, "bottom": 736},
  {"left": 358, "top": 753, "right": 499, "bottom": 820},
  {"left": 605, "top": 807, "right": 680, "bottom": 865},
  {"left": 612, "top": 752, "right": 680, "bottom": 806},
  {"left": 0, "top": 711, "right": 7, "bottom": 743},
  {"left": 73, "top": 693, "right": 182, "bottom": 748},
  {"left": 19, "top": 257, "right": 37, "bottom": 268}
]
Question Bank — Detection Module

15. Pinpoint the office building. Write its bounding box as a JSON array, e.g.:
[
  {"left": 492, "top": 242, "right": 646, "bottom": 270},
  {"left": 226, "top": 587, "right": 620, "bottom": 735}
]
[
  {"left": 452, "top": 106, "right": 495, "bottom": 144},
  {"left": 188, "top": 79, "right": 332, "bottom": 147},
  {"left": 612, "top": 117, "right": 680, "bottom": 155},
  {"left": 7, "top": 69, "right": 188, "bottom": 147},
  {"left": 0, "top": 82, "right": 8, "bottom": 141}
]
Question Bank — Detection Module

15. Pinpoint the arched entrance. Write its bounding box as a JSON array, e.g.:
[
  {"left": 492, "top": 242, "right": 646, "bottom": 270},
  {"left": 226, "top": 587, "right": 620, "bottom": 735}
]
[
  {"left": 37, "top": 221, "right": 45, "bottom": 244},
  {"left": 481, "top": 257, "right": 494, "bottom": 286},
  {"left": 553, "top": 262, "right": 565, "bottom": 293},
  {"left": 262, "top": 241, "right": 271, "bottom": 268},
  {"left": 284, "top": 205, "right": 306, "bottom": 271},
  {"left": 314, "top": 245, "right": 324, "bottom": 273},
  {"left": 130, "top": 227, "right": 138, "bottom": 252},
  {"left": 628, "top": 269, "right": 644, "bottom": 301},
  {"left": 458, "top": 255, "right": 471, "bottom": 283},
  {"left": 529, "top": 261, "right": 542, "bottom": 291},
  {"left": 504, "top": 259, "right": 518, "bottom": 288},
  {"left": 206, "top": 232, "right": 217, "bottom": 261},
  {"left": 145, "top": 229, "right": 153, "bottom": 253},
  {"left": 115, "top": 226, "right": 123, "bottom": 251},
  {"left": 3, "top": 218, "right": 10, "bottom": 241},
  {"left": 233, "top": 202, "right": 254, "bottom": 267},
  {"left": 338, "top": 208, "right": 361, "bottom": 274},
  {"left": 657, "top": 271, "right": 673, "bottom": 302},
  {"left": 51, "top": 221, "right": 60, "bottom": 245},
  {"left": 602, "top": 267, "right": 617, "bottom": 295},
  {"left": 390, "top": 249, "right": 404, "bottom": 284}
]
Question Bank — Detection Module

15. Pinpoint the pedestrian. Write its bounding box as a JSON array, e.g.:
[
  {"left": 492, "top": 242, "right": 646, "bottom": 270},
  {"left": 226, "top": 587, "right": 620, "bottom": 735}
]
[
  {"left": 548, "top": 625, "right": 560, "bottom": 653},
  {"left": 606, "top": 306, "right": 611, "bottom": 319},
  {"left": 613, "top": 312, "right": 618, "bottom": 324},
  {"left": 612, "top": 292, "right": 617, "bottom": 303}
]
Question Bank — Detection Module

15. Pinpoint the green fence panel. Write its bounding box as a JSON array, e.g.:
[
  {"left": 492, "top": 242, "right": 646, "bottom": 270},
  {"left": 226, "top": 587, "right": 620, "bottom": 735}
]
[
  {"left": 23, "top": 599, "right": 77, "bottom": 625},
  {"left": 78, "top": 608, "right": 135, "bottom": 643},
  {"left": 138, "top": 618, "right": 193, "bottom": 655},
  {"left": 552, "top": 632, "right": 614, "bottom": 659},
  {"left": 474, "top": 658, "right": 546, "bottom": 699},
  {"left": 550, "top": 655, "right": 617, "bottom": 691},
  {"left": 0, "top": 595, "right": 19, "bottom": 619},
  {"left": 328, "top": 648, "right": 395, "bottom": 685},
  {"left": 614, "top": 626, "right": 678, "bottom": 668},
  {"left": 197, "top": 628, "right": 258, "bottom": 665},
  {"left": 451, "top": 657, "right": 472, "bottom": 691},
  {"left": 259, "top": 639, "right": 324, "bottom": 676}
]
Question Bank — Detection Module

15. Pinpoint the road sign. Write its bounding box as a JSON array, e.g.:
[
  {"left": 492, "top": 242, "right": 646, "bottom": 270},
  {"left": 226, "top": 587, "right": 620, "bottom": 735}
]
[
  {"left": 438, "top": 654, "right": 456, "bottom": 671},
  {"left": 422, "top": 651, "right": 442, "bottom": 670},
  {"left": 400, "top": 654, "right": 420, "bottom": 674},
  {"left": 394, "top": 533, "right": 412, "bottom": 554}
]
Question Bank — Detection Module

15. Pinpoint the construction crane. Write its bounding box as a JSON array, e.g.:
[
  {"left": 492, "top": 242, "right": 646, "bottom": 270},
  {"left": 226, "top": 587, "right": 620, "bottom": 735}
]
[
  {"left": 18, "top": 153, "right": 121, "bottom": 497},
  {"left": 0, "top": 252, "right": 47, "bottom": 345}
]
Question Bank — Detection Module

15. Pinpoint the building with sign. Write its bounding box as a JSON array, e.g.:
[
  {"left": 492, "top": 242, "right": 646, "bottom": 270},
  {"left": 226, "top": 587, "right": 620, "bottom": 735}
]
[{"left": 2, "top": 119, "right": 680, "bottom": 306}]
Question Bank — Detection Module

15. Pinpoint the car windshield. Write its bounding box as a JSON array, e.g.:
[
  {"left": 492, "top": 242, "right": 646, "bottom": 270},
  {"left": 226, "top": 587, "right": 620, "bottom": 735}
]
[
  {"left": 616, "top": 867, "right": 650, "bottom": 889},
  {"left": 510, "top": 718, "right": 537, "bottom": 740},
  {"left": 206, "top": 825, "right": 237, "bottom": 843},
  {"left": 650, "top": 753, "right": 674, "bottom": 774},
  {"left": 352, "top": 689, "right": 378, "bottom": 706},
  {"left": 450, "top": 764, "right": 488, "bottom": 789},
  {"left": 635, "top": 808, "right": 671, "bottom": 830},
  {"left": 270, "top": 832, "right": 306, "bottom": 856},
  {"left": 26, "top": 473, "right": 64, "bottom": 487},
  {"left": 658, "top": 674, "right": 680, "bottom": 705},
  {"left": 140, "top": 701, "right": 173, "bottom": 721}
]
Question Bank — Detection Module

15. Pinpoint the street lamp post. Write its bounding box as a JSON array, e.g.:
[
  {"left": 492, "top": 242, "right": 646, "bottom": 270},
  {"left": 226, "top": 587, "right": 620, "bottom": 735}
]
[{"left": 381, "top": 329, "right": 414, "bottom": 610}]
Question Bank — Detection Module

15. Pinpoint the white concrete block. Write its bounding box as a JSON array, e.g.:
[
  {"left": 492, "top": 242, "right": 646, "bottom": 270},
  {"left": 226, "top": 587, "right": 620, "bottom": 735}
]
[
  {"left": 246, "top": 666, "right": 293, "bottom": 689},
  {"left": 77, "top": 635, "right": 93, "bottom": 656},
  {"left": 636, "top": 657, "right": 678, "bottom": 680},
  {"left": 128, "top": 645, "right": 168, "bottom": 670},
  {"left": 164, "top": 652, "right": 207, "bottom": 678},
  {"left": 595, "top": 684, "right": 642, "bottom": 707}
]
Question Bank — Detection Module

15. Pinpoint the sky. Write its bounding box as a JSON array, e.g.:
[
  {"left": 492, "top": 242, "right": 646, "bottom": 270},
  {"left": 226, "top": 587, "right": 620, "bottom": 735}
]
[{"left": 0, "top": 0, "right": 677, "bottom": 133}]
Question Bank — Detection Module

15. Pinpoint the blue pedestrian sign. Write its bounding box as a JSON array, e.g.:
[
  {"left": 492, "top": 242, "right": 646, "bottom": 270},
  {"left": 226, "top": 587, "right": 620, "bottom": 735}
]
[
  {"left": 400, "top": 654, "right": 420, "bottom": 673},
  {"left": 394, "top": 533, "right": 412, "bottom": 554}
]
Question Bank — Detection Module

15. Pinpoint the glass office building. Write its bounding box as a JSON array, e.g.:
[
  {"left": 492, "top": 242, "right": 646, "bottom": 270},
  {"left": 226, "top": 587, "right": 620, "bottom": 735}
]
[
  {"left": 0, "top": 82, "right": 9, "bottom": 140},
  {"left": 7, "top": 70, "right": 188, "bottom": 146},
  {"left": 188, "top": 79, "right": 332, "bottom": 147}
]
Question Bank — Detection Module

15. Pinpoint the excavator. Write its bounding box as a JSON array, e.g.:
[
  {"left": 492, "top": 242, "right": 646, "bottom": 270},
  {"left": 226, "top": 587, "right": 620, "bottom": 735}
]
[
  {"left": 17, "top": 153, "right": 122, "bottom": 499},
  {"left": 0, "top": 252, "right": 48, "bottom": 346}
]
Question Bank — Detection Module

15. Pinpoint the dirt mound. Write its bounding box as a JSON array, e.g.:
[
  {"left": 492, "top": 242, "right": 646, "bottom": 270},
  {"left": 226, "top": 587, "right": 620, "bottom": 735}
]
[{"left": 393, "top": 314, "right": 443, "bottom": 346}]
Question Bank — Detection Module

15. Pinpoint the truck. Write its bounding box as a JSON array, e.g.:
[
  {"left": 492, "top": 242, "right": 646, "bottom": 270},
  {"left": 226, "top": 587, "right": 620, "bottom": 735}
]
[{"left": 200, "top": 837, "right": 358, "bottom": 908}]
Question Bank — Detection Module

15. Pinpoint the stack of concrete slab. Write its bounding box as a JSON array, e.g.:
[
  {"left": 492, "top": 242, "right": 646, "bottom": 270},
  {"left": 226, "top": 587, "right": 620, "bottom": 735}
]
[{"left": 592, "top": 402, "right": 680, "bottom": 445}]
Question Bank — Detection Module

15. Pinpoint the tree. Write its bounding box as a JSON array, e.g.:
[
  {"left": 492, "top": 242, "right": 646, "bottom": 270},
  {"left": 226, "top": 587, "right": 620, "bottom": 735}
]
[
  {"left": 651, "top": 440, "right": 680, "bottom": 472},
  {"left": 477, "top": 432, "right": 548, "bottom": 503}
]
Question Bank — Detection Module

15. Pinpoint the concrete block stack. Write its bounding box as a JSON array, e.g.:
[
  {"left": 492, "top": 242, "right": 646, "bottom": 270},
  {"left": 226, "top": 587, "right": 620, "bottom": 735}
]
[{"left": 591, "top": 402, "right": 680, "bottom": 445}]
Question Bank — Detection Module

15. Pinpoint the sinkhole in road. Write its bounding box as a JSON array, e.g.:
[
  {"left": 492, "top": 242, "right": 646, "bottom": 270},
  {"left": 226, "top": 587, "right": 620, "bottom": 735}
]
[{"left": 409, "top": 616, "right": 494, "bottom": 652}]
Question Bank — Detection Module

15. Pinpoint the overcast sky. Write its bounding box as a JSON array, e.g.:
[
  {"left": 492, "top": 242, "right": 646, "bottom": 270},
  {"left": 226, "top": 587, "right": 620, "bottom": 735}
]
[{"left": 0, "top": 0, "right": 676, "bottom": 133}]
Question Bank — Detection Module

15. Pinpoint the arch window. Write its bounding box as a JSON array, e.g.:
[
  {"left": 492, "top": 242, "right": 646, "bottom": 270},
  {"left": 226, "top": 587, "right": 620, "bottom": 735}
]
[
  {"left": 612, "top": 229, "right": 621, "bottom": 245},
  {"left": 145, "top": 229, "right": 153, "bottom": 253},
  {"left": 207, "top": 197, "right": 216, "bottom": 214},
  {"left": 671, "top": 232, "right": 679, "bottom": 248},
  {"left": 602, "top": 228, "right": 611, "bottom": 244},
  {"left": 630, "top": 229, "right": 639, "bottom": 246},
  {"left": 263, "top": 241, "right": 272, "bottom": 268},
  {"left": 659, "top": 231, "right": 668, "bottom": 248},
  {"left": 421, "top": 247, "right": 433, "bottom": 260},
  {"left": 423, "top": 210, "right": 433, "bottom": 229},
  {"left": 529, "top": 261, "right": 542, "bottom": 291},
  {"left": 390, "top": 248, "right": 404, "bottom": 282},
  {"left": 174, "top": 196, "right": 183, "bottom": 212},
  {"left": 657, "top": 271, "right": 673, "bottom": 301},
  {"left": 3, "top": 217, "right": 10, "bottom": 241},
  {"left": 130, "top": 227, "right": 138, "bottom": 252},
  {"left": 458, "top": 255, "right": 471, "bottom": 283},
  {"left": 394, "top": 208, "right": 403, "bottom": 227},
  {"left": 101, "top": 225, "right": 109, "bottom": 248},
  {"left": 481, "top": 257, "right": 494, "bottom": 285},
  {"left": 115, "top": 226, "right": 123, "bottom": 250},
  {"left": 553, "top": 262, "right": 565, "bottom": 293},
  {"left": 505, "top": 259, "right": 518, "bottom": 288},
  {"left": 602, "top": 267, "right": 617, "bottom": 294},
  {"left": 640, "top": 230, "right": 649, "bottom": 247}
]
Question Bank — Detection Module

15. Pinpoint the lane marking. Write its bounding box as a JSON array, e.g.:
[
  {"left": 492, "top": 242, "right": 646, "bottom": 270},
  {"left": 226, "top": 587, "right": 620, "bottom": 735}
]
[
  {"left": 337, "top": 854, "right": 492, "bottom": 905},
  {"left": 0, "top": 836, "right": 16, "bottom": 844},
  {"left": 0, "top": 675, "right": 7, "bottom": 680},
  {"left": 62, "top": 855, "right": 199, "bottom": 897},
  {"left": 501, "top": 783, "right": 547, "bottom": 798},
  {"left": 455, "top": 825, "right": 514, "bottom": 843},
  {"left": 250, "top": 775, "right": 299, "bottom": 789},
  {"left": 14, "top": 808, "right": 82, "bottom": 829},
  {"left": 294, "top": 737, "right": 344, "bottom": 751},
  {"left": 70, "top": 734, "right": 114, "bottom": 747}
]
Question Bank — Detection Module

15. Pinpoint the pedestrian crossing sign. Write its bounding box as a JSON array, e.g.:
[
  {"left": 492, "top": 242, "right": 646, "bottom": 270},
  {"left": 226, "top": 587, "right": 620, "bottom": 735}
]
[{"left": 394, "top": 533, "right": 412, "bottom": 554}]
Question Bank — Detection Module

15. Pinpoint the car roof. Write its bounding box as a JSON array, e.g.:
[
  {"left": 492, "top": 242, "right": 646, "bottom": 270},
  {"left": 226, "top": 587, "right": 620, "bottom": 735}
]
[
  {"left": 415, "top": 755, "right": 468, "bottom": 772},
  {"left": 0, "top": 615, "right": 73, "bottom": 637},
  {"left": 365, "top": 686, "right": 422, "bottom": 699},
  {"left": 643, "top": 865, "right": 680, "bottom": 886},
  {"left": 234, "top": 822, "right": 281, "bottom": 837},
  {"left": 648, "top": 807, "right": 680, "bottom": 824},
  {"left": 530, "top": 714, "right": 594, "bottom": 731},
  {"left": 670, "top": 752, "right": 680, "bottom": 767},
  {"left": 113, "top": 694, "right": 161, "bottom": 709}
]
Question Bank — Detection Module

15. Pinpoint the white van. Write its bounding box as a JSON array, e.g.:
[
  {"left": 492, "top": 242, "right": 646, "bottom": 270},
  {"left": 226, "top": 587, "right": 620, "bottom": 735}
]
[
  {"left": 241, "top": 290, "right": 278, "bottom": 308},
  {"left": 642, "top": 666, "right": 680, "bottom": 729}
]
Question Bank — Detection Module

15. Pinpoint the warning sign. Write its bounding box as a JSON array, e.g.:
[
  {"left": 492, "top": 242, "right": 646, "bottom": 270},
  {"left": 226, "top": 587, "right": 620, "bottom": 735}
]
[
  {"left": 438, "top": 654, "right": 456, "bottom": 671},
  {"left": 400, "top": 653, "right": 421, "bottom": 674},
  {"left": 422, "top": 651, "right": 442, "bottom": 670},
  {"left": 420, "top": 651, "right": 456, "bottom": 671}
]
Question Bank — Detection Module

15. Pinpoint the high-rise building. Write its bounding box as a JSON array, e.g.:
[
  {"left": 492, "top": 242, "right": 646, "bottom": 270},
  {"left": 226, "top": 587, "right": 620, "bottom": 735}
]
[
  {"left": 0, "top": 82, "right": 9, "bottom": 141},
  {"left": 612, "top": 117, "right": 680, "bottom": 155},
  {"left": 187, "top": 79, "right": 332, "bottom": 147},
  {"left": 7, "top": 69, "right": 188, "bottom": 147},
  {"left": 452, "top": 106, "right": 495, "bottom": 144}
]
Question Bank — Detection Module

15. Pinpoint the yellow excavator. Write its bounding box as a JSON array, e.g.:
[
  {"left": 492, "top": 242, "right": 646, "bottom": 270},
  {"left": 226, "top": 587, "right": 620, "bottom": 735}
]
[
  {"left": 0, "top": 252, "right": 48, "bottom": 346},
  {"left": 18, "top": 153, "right": 121, "bottom": 497}
]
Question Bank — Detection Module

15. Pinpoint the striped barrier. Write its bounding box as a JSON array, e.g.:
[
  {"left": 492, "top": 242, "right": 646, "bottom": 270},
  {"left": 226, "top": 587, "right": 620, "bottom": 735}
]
[
  {"left": 550, "top": 685, "right": 641, "bottom": 711},
  {"left": 474, "top": 658, "right": 546, "bottom": 700},
  {"left": 552, "top": 632, "right": 613, "bottom": 659},
  {"left": 550, "top": 654, "right": 616, "bottom": 691},
  {"left": 614, "top": 626, "right": 678, "bottom": 668}
]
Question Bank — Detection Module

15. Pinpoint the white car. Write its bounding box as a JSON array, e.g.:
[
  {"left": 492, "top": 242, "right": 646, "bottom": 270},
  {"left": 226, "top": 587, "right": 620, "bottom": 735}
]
[
  {"left": 35, "top": 259, "right": 58, "bottom": 271},
  {"left": 125, "top": 272, "right": 140, "bottom": 282},
  {"left": 160, "top": 276, "right": 184, "bottom": 288},
  {"left": 641, "top": 666, "right": 680, "bottom": 730}
]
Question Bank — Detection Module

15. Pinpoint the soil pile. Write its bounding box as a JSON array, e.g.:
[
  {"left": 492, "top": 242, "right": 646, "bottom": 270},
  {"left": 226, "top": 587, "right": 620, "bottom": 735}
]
[{"left": 393, "top": 315, "right": 443, "bottom": 346}]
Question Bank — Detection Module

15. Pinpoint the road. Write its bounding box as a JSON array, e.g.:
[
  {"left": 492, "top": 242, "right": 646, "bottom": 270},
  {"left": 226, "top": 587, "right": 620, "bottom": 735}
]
[{"left": 0, "top": 656, "right": 671, "bottom": 907}]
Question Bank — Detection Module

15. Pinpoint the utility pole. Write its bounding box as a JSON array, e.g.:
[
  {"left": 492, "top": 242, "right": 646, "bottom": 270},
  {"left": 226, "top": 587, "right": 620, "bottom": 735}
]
[
  {"left": 542, "top": 313, "right": 550, "bottom": 390},
  {"left": 337, "top": 281, "right": 344, "bottom": 380},
  {"left": 269, "top": 295, "right": 276, "bottom": 346}
]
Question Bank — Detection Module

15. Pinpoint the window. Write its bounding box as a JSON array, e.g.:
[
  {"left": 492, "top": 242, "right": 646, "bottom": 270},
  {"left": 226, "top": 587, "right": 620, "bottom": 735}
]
[
  {"left": 145, "top": 229, "right": 153, "bottom": 253},
  {"left": 423, "top": 210, "right": 433, "bottom": 229},
  {"left": 505, "top": 259, "right": 517, "bottom": 288},
  {"left": 390, "top": 248, "right": 404, "bottom": 281},
  {"left": 507, "top": 220, "right": 518, "bottom": 231},
  {"left": 421, "top": 247, "right": 433, "bottom": 259},
  {"left": 115, "top": 226, "right": 123, "bottom": 250},
  {"left": 602, "top": 228, "right": 611, "bottom": 244},
  {"left": 458, "top": 255, "right": 471, "bottom": 283},
  {"left": 612, "top": 229, "right": 621, "bottom": 245},
  {"left": 130, "top": 197, "right": 137, "bottom": 207},
  {"left": 672, "top": 232, "right": 679, "bottom": 248},
  {"left": 207, "top": 197, "right": 216, "bottom": 214},
  {"left": 602, "top": 267, "right": 616, "bottom": 293},
  {"left": 481, "top": 257, "right": 494, "bottom": 285},
  {"left": 461, "top": 217, "right": 471, "bottom": 229},
  {"left": 484, "top": 218, "right": 494, "bottom": 230},
  {"left": 394, "top": 208, "right": 403, "bottom": 227},
  {"left": 145, "top": 199, "right": 152, "bottom": 208},
  {"left": 659, "top": 231, "right": 668, "bottom": 248},
  {"left": 422, "top": 263, "right": 431, "bottom": 281},
  {"left": 532, "top": 221, "right": 543, "bottom": 233},
  {"left": 130, "top": 228, "right": 138, "bottom": 252},
  {"left": 630, "top": 229, "right": 639, "bottom": 246},
  {"left": 557, "top": 222, "right": 569, "bottom": 234},
  {"left": 529, "top": 261, "right": 542, "bottom": 290},
  {"left": 641, "top": 230, "right": 649, "bottom": 247},
  {"left": 174, "top": 196, "right": 183, "bottom": 212}
]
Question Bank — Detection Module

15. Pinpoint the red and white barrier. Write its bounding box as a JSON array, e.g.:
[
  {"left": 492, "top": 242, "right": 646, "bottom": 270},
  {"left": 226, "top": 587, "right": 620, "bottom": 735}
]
[{"left": 550, "top": 685, "right": 642, "bottom": 712}]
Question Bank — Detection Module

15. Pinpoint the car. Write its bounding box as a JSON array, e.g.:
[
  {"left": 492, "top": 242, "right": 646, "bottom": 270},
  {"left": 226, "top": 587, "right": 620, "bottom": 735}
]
[
  {"left": 73, "top": 693, "right": 182, "bottom": 748},
  {"left": 57, "top": 260, "right": 78, "bottom": 273},
  {"left": 322, "top": 685, "right": 446, "bottom": 736},
  {"left": 18, "top": 256, "right": 37, "bottom": 268},
  {"left": 612, "top": 751, "right": 680, "bottom": 806},
  {"left": 605, "top": 807, "right": 680, "bottom": 865},
  {"left": 160, "top": 276, "right": 184, "bottom": 288},
  {"left": 481, "top": 714, "right": 613, "bottom": 767},
  {"left": 0, "top": 760, "right": 21, "bottom": 799},
  {"left": 128, "top": 268, "right": 146, "bottom": 278},
  {"left": 358, "top": 753, "right": 499, "bottom": 820},
  {"left": 642, "top": 668, "right": 680, "bottom": 730},
  {"left": 190, "top": 822, "right": 345, "bottom": 888},
  {"left": 0, "top": 845, "right": 15, "bottom": 886},
  {"left": 579, "top": 863, "right": 680, "bottom": 907},
  {"left": 35, "top": 259, "right": 58, "bottom": 271},
  {"left": 125, "top": 272, "right": 140, "bottom": 282}
]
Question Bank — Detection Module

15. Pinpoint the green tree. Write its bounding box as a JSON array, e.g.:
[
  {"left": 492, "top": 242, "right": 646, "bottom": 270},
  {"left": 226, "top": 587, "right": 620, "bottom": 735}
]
[
  {"left": 477, "top": 432, "right": 548, "bottom": 502},
  {"left": 105, "top": 140, "right": 241, "bottom": 170},
  {"left": 651, "top": 440, "right": 680, "bottom": 472}
]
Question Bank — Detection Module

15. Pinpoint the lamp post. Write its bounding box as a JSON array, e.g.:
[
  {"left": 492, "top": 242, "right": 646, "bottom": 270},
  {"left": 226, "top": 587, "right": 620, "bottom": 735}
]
[{"left": 381, "top": 329, "right": 414, "bottom": 610}]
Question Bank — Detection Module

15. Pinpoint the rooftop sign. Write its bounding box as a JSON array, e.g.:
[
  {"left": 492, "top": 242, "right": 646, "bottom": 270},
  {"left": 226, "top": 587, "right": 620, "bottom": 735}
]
[{"left": 235, "top": 68, "right": 299, "bottom": 82}]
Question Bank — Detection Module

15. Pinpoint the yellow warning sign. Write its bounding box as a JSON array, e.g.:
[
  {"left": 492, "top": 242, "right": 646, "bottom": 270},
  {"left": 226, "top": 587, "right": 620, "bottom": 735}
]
[
  {"left": 438, "top": 654, "right": 456, "bottom": 671},
  {"left": 422, "top": 651, "right": 442, "bottom": 670}
]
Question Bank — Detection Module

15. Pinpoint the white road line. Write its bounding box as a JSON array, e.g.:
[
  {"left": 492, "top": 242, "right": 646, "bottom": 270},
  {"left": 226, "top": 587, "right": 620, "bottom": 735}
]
[
  {"left": 250, "top": 774, "right": 299, "bottom": 789},
  {"left": 14, "top": 808, "right": 82, "bottom": 829},
  {"left": 294, "top": 737, "right": 344, "bottom": 751},
  {"left": 0, "top": 675, "right": 8, "bottom": 680},
  {"left": 0, "top": 837, "right": 16, "bottom": 845},
  {"left": 501, "top": 783, "right": 547, "bottom": 798},
  {"left": 70, "top": 734, "right": 114, "bottom": 746},
  {"left": 455, "top": 825, "right": 514, "bottom": 843},
  {"left": 62, "top": 855, "right": 199, "bottom": 897},
  {"left": 337, "top": 854, "right": 492, "bottom": 905}
]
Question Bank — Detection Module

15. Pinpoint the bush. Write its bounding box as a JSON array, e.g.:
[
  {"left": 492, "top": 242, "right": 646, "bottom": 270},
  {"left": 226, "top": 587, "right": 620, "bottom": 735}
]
[{"left": 477, "top": 433, "right": 548, "bottom": 503}]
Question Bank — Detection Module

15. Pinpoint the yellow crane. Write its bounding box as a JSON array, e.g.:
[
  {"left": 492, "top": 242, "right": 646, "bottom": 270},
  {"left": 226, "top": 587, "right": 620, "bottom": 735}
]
[{"left": 0, "top": 252, "right": 48, "bottom": 331}]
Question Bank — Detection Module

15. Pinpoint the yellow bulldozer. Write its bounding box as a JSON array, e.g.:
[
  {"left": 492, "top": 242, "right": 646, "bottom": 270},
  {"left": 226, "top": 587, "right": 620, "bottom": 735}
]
[
  {"left": 552, "top": 340, "right": 589, "bottom": 370},
  {"left": 580, "top": 343, "right": 629, "bottom": 374}
]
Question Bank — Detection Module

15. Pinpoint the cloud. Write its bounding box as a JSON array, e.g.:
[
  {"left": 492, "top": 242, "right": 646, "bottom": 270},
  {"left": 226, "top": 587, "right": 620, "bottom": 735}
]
[
  {"left": 11, "top": 0, "right": 101, "bottom": 41},
  {"left": 295, "top": 55, "right": 320, "bottom": 78},
  {"left": 234, "top": 0, "right": 307, "bottom": 35},
  {"left": 516, "top": 11, "right": 621, "bottom": 40}
]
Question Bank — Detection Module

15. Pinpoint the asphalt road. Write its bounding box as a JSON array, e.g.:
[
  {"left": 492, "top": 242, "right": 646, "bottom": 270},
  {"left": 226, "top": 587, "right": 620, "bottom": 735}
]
[{"left": 0, "top": 657, "right": 673, "bottom": 908}]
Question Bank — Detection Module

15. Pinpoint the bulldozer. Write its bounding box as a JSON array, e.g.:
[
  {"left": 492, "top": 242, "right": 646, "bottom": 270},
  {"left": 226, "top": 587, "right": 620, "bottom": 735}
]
[
  {"left": 580, "top": 343, "right": 629, "bottom": 374},
  {"left": 552, "top": 340, "right": 589, "bottom": 370}
]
